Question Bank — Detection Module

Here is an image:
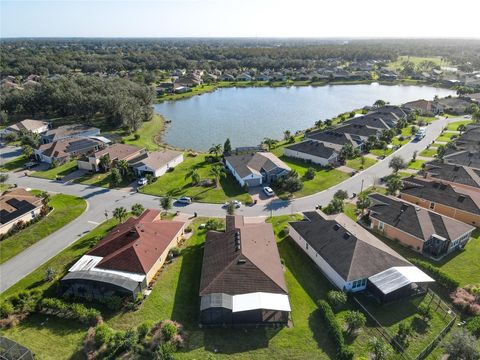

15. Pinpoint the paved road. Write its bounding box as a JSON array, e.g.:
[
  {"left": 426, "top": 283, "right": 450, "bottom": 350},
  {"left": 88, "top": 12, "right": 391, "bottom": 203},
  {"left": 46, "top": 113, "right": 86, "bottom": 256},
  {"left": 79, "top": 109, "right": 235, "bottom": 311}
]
[{"left": 0, "top": 116, "right": 456, "bottom": 293}]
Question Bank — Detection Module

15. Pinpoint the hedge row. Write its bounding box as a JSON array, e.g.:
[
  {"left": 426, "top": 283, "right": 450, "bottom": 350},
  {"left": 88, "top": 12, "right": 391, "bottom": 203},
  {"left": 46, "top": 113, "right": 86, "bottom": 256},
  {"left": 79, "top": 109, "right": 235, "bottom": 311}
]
[
  {"left": 409, "top": 258, "right": 459, "bottom": 290},
  {"left": 317, "top": 300, "right": 354, "bottom": 360},
  {"left": 39, "top": 298, "right": 102, "bottom": 326}
]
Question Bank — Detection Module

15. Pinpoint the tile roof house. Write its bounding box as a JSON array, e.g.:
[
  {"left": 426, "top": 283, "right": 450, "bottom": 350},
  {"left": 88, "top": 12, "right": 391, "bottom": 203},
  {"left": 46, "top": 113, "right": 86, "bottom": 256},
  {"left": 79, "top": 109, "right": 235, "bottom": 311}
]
[
  {"left": 6, "top": 119, "right": 49, "bottom": 134},
  {"left": 0, "top": 188, "right": 43, "bottom": 235},
  {"left": 199, "top": 215, "right": 290, "bottom": 325},
  {"left": 34, "top": 137, "right": 104, "bottom": 164},
  {"left": 400, "top": 177, "right": 480, "bottom": 227},
  {"left": 443, "top": 147, "right": 480, "bottom": 170},
  {"left": 41, "top": 124, "right": 100, "bottom": 144},
  {"left": 225, "top": 152, "right": 290, "bottom": 187},
  {"left": 344, "top": 112, "right": 397, "bottom": 130},
  {"left": 403, "top": 99, "right": 441, "bottom": 116},
  {"left": 77, "top": 143, "right": 146, "bottom": 172},
  {"left": 436, "top": 97, "right": 473, "bottom": 115},
  {"left": 130, "top": 149, "right": 184, "bottom": 178},
  {"left": 420, "top": 161, "right": 480, "bottom": 191},
  {"left": 284, "top": 140, "right": 339, "bottom": 166},
  {"left": 61, "top": 209, "right": 185, "bottom": 299},
  {"left": 368, "top": 193, "right": 474, "bottom": 258},
  {"left": 289, "top": 211, "right": 433, "bottom": 302}
]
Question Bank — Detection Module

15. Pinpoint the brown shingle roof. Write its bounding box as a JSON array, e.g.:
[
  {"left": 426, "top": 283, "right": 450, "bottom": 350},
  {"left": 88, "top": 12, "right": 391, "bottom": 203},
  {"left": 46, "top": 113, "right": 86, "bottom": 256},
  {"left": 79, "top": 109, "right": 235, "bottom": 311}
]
[
  {"left": 130, "top": 149, "right": 182, "bottom": 170},
  {"left": 0, "top": 188, "right": 43, "bottom": 225},
  {"left": 199, "top": 215, "right": 288, "bottom": 296},
  {"left": 225, "top": 152, "right": 290, "bottom": 178},
  {"left": 88, "top": 210, "right": 185, "bottom": 274},
  {"left": 8, "top": 119, "right": 48, "bottom": 133},
  {"left": 93, "top": 143, "right": 143, "bottom": 160}
]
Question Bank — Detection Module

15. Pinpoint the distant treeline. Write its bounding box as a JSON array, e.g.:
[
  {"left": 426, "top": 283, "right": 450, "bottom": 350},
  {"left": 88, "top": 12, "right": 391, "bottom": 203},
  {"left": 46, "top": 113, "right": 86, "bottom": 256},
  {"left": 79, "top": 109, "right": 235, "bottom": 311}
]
[
  {"left": 1, "top": 38, "right": 479, "bottom": 76},
  {"left": 0, "top": 76, "right": 154, "bottom": 132}
]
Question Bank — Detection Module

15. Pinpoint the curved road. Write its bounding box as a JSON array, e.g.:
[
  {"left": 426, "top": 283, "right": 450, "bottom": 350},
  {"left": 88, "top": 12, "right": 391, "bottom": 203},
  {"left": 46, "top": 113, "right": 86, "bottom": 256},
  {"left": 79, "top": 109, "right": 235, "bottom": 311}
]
[{"left": 0, "top": 116, "right": 457, "bottom": 292}]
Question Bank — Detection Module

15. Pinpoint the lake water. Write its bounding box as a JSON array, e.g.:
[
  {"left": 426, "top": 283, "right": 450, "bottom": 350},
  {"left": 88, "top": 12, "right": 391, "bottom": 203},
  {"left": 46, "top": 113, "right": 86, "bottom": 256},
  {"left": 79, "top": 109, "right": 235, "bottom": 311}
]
[{"left": 154, "top": 83, "right": 455, "bottom": 151}]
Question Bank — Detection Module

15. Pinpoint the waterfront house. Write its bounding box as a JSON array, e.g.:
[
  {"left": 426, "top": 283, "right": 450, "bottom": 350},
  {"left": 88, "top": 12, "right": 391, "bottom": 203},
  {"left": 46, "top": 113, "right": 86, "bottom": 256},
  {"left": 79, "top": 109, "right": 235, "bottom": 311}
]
[
  {"left": 77, "top": 143, "right": 146, "bottom": 173},
  {"left": 34, "top": 137, "right": 104, "bottom": 164},
  {"left": 284, "top": 140, "right": 339, "bottom": 166},
  {"left": 41, "top": 124, "right": 100, "bottom": 144},
  {"left": 130, "top": 149, "right": 184, "bottom": 178}
]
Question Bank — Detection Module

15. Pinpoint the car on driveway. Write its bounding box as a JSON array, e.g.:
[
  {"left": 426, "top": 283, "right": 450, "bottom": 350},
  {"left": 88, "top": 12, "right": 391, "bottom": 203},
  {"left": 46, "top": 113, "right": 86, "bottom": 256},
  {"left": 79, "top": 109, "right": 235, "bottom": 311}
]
[
  {"left": 23, "top": 161, "right": 38, "bottom": 169},
  {"left": 137, "top": 177, "right": 148, "bottom": 186},
  {"left": 263, "top": 186, "right": 275, "bottom": 197},
  {"left": 224, "top": 200, "right": 242, "bottom": 208},
  {"left": 176, "top": 196, "right": 192, "bottom": 204}
]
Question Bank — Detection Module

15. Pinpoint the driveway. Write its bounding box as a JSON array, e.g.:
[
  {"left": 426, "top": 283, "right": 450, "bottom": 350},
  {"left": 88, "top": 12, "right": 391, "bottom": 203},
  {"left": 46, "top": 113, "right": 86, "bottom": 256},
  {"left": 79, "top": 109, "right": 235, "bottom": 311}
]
[
  {"left": 0, "top": 145, "right": 22, "bottom": 166},
  {"left": 0, "top": 116, "right": 459, "bottom": 293}
]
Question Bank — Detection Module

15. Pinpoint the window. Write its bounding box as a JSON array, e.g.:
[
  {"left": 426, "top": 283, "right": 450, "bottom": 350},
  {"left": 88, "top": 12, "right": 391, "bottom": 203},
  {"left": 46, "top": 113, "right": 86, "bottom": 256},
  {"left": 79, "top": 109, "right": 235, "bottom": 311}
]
[
  {"left": 378, "top": 221, "right": 385, "bottom": 231},
  {"left": 429, "top": 202, "right": 435, "bottom": 210},
  {"left": 361, "top": 279, "right": 367, "bottom": 286},
  {"left": 305, "top": 242, "right": 309, "bottom": 250}
]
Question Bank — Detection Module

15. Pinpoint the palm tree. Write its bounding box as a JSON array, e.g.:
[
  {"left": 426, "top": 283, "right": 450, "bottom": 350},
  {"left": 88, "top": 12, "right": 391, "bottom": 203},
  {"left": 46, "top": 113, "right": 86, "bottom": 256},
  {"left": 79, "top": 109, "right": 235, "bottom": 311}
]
[
  {"left": 160, "top": 195, "right": 172, "bottom": 214},
  {"left": 116, "top": 160, "right": 130, "bottom": 177},
  {"left": 209, "top": 144, "right": 222, "bottom": 159},
  {"left": 131, "top": 203, "right": 144, "bottom": 216},
  {"left": 113, "top": 206, "right": 127, "bottom": 223},
  {"left": 386, "top": 174, "right": 403, "bottom": 195},
  {"left": 283, "top": 130, "right": 291, "bottom": 141},
  {"left": 373, "top": 99, "right": 386, "bottom": 108},
  {"left": 99, "top": 154, "right": 111, "bottom": 172},
  {"left": 210, "top": 165, "right": 226, "bottom": 188},
  {"left": 262, "top": 137, "right": 277, "bottom": 151},
  {"left": 457, "top": 124, "right": 467, "bottom": 134},
  {"left": 185, "top": 169, "right": 200, "bottom": 186}
]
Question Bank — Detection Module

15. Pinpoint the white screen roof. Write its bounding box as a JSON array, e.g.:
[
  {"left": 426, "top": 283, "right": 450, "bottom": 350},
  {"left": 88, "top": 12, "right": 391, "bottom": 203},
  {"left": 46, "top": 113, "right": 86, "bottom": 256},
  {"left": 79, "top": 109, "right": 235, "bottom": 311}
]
[
  {"left": 369, "top": 266, "right": 434, "bottom": 295},
  {"left": 232, "top": 292, "right": 291, "bottom": 313}
]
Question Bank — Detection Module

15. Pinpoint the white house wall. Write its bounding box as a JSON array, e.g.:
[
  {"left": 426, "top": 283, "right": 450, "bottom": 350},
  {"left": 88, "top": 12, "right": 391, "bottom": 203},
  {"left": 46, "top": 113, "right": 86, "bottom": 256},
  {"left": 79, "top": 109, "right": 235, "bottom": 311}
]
[{"left": 283, "top": 148, "right": 335, "bottom": 166}]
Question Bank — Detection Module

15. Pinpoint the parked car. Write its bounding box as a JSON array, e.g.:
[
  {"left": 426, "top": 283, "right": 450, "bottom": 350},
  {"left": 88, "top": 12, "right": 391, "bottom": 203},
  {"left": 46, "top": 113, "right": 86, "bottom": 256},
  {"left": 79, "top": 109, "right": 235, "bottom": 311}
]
[
  {"left": 224, "top": 200, "right": 241, "bottom": 208},
  {"left": 23, "top": 161, "right": 38, "bottom": 169},
  {"left": 176, "top": 196, "right": 192, "bottom": 204},
  {"left": 263, "top": 186, "right": 275, "bottom": 197},
  {"left": 137, "top": 177, "right": 148, "bottom": 186}
]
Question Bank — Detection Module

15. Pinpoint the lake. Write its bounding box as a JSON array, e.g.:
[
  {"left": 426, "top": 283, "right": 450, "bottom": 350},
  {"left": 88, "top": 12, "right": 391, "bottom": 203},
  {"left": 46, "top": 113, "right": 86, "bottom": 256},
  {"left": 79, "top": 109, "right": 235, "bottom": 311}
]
[{"left": 154, "top": 83, "right": 455, "bottom": 151}]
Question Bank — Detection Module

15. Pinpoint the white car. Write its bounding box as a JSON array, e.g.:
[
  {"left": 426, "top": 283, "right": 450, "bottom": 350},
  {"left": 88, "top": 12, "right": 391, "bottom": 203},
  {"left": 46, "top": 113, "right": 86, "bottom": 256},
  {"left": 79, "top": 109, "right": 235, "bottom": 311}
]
[
  {"left": 137, "top": 177, "right": 148, "bottom": 186},
  {"left": 177, "top": 196, "right": 192, "bottom": 204},
  {"left": 263, "top": 186, "right": 275, "bottom": 197},
  {"left": 224, "top": 200, "right": 242, "bottom": 208}
]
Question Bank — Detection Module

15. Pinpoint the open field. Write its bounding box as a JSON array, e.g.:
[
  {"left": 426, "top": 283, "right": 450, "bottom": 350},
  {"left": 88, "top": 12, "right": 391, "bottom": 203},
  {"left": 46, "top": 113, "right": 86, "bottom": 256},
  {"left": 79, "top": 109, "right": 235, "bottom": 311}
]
[
  {"left": 0, "top": 194, "right": 86, "bottom": 264},
  {"left": 388, "top": 56, "right": 449, "bottom": 71},
  {"left": 140, "top": 154, "right": 251, "bottom": 204}
]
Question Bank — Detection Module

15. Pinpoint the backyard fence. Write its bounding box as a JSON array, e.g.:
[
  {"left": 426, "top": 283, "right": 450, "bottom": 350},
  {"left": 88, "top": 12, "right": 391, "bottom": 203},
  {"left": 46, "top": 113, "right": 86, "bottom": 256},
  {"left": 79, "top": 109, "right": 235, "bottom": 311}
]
[{"left": 0, "top": 337, "right": 34, "bottom": 360}]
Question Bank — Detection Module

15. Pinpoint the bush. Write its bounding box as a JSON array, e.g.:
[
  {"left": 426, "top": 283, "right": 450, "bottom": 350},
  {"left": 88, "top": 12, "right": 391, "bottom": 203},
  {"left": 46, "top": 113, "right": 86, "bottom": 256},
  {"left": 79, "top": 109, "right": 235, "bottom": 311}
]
[
  {"left": 134, "top": 133, "right": 140, "bottom": 140},
  {"left": 0, "top": 302, "right": 14, "bottom": 318},
  {"left": 169, "top": 247, "right": 181, "bottom": 258},
  {"left": 184, "top": 226, "right": 192, "bottom": 233},
  {"left": 95, "top": 324, "right": 113, "bottom": 346},
  {"left": 304, "top": 167, "right": 316, "bottom": 180},
  {"left": 467, "top": 316, "right": 480, "bottom": 337},
  {"left": 39, "top": 298, "right": 102, "bottom": 325},
  {"left": 326, "top": 290, "right": 347, "bottom": 309},
  {"left": 161, "top": 321, "right": 178, "bottom": 342},
  {"left": 205, "top": 218, "right": 222, "bottom": 231},
  {"left": 409, "top": 258, "right": 459, "bottom": 290},
  {"left": 137, "top": 321, "right": 153, "bottom": 340}
]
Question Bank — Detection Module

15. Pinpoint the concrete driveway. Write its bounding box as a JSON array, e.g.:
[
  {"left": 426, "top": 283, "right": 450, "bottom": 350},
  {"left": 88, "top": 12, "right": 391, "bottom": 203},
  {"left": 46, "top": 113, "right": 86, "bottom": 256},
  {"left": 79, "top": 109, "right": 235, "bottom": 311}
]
[{"left": 0, "top": 145, "right": 22, "bottom": 166}]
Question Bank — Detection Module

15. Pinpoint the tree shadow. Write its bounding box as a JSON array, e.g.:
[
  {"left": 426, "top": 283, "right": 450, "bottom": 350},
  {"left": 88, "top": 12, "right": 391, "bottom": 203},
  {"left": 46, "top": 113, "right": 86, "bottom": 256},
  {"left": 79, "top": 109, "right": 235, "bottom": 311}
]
[{"left": 308, "top": 309, "right": 338, "bottom": 359}]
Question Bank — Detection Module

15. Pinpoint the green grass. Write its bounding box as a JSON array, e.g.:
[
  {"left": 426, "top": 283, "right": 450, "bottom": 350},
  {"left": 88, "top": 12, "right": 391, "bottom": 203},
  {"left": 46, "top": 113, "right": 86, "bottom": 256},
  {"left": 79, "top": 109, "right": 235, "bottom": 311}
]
[
  {"left": 123, "top": 114, "right": 164, "bottom": 151},
  {"left": 408, "top": 159, "right": 426, "bottom": 170},
  {"left": 343, "top": 203, "right": 357, "bottom": 221},
  {"left": 0, "top": 194, "right": 87, "bottom": 264},
  {"left": 419, "top": 148, "right": 437, "bottom": 158},
  {"left": 0, "top": 155, "right": 26, "bottom": 171},
  {"left": 346, "top": 156, "right": 377, "bottom": 171},
  {"left": 74, "top": 171, "right": 132, "bottom": 189},
  {"left": 370, "top": 148, "right": 394, "bottom": 157},
  {"left": 436, "top": 132, "right": 457, "bottom": 143},
  {"left": 446, "top": 120, "right": 473, "bottom": 131},
  {"left": 388, "top": 56, "right": 449, "bottom": 71},
  {"left": 140, "top": 154, "right": 251, "bottom": 204},
  {"left": 419, "top": 116, "right": 438, "bottom": 124},
  {"left": 277, "top": 156, "right": 350, "bottom": 197},
  {"left": 30, "top": 161, "right": 78, "bottom": 180}
]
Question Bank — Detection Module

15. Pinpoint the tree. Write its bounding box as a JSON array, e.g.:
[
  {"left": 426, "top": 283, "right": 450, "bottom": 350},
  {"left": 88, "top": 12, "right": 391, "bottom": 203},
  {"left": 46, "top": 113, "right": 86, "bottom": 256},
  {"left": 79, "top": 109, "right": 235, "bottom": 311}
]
[
  {"left": 368, "top": 336, "right": 390, "bottom": 360},
  {"left": 386, "top": 174, "right": 403, "bottom": 195},
  {"left": 210, "top": 165, "right": 226, "bottom": 188},
  {"left": 473, "top": 108, "right": 480, "bottom": 123},
  {"left": 410, "top": 125, "right": 418, "bottom": 136},
  {"left": 131, "top": 203, "right": 145, "bottom": 216},
  {"left": 209, "top": 144, "right": 222, "bottom": 158},
  {"left": 99, "top": 154, "right": 111, "bottom": 172},
  {"left": 389, "top": 156, "right": 407, "bottom": 173},
  {"left": 110, "top": 168, "right": 122, "bottom": 187},
  {"left": 283, "top": 176, "right": 303, "bottom": 193},
  {"left": 0, "top": 172, "right": 9, "bottom": 184},
  {"left": 339, "top": 143, "right": 355, "bottom": 163},
  {"left": 223, "top": 138, "right": 232, "bottom": 155},
  {"left": 417, "top": 303, "right": 432, "bottom": 322},
  {"left": 324, "top": 196, "right": 344, "bottom": 214},
  {"left": 356, "top": 193, "right": 371, "bottom": 214},
  {"left": 185, "top": 169, "right": 200, "bottom": 186},
  {"left": 326, "top": 290, "right": 347, "bottom": 309},
  {"left": 283, "top": 130, "right": 291, "bottom": 141},
  {"left": 22, "top": 144, "right": 33, "bottom": 159},
  {"left": 373, "top": 99, "right": 386, "bottom": 108},
  {"left": 205, "top": 218, "right": 222, "bottom": 230},
  {"left": 443, "top": 330, "right": 479, "bottom": 360},
  {"left": 116, "top": 160, "right": 130, "bottom": 177},
  {"left": 437, "top": 145, "right": 446, "bottom": 160},
  {"left": 304, "top": 167, "right": 316, "bottom": 180},
  {"left": 113, "top": 206, "right": 127, "bottom": 223},
  {"left": 334, "top": 189, "right": 348, "bottom": 200},
  {"left": 262, "top": 137, "right": 278, "bottom": 151},
  {"left": 160, "top": 195, "right": 172, "bottom": 214},
  {"left": 226, "top": 201, "right": 236, "bottom": 215},
  {"left": 345, "top": 310, "right": 366, "bottom": 333},
  {"left": 457, "top": 124, "right": 467, "bottom": 134}
]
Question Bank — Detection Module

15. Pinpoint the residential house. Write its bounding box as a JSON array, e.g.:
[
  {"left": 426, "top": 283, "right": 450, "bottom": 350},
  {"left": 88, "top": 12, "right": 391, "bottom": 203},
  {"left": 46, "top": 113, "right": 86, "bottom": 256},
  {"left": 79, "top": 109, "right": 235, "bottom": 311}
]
[
  {"left": 220, "top": 73, "right": 235, "bottom": 82},
  {"left": 436, "top": 97, "right": 473, "bottom": 115},
  {"left": 0, "top": 188, "right": 43, "bottom": 235},
  {"left": 225, "top": 152, "right": 291, "bottom": 187},
  {"left": 288, "top": 211, "right": 434, "bottom": 302},
  {"left": 6, "top": 119, "right": 49, "bottom": 134},
  {"left": 305, "top": 130, "right": 364, "bottom": 151},
  {"left": 61, "top": 209, "right": 185, "bottom": 299},
  {"left": 130, "top": 149, "right": 183, "bottom": 178},
  {"left": 368, "top": 193, "right": 474, "bottom": 258},
  {"left": 199, "top": 215, "right": 290, "bottom": 325},
  {"left": 175, "top": 73, "right": 202, "bottom": 87},
  {"left": 155, "top": 82, "right": 175, "bottom": 95},
  {"left": 403, "top": 99, "right": 441, "bottom": 116},
  {"left": 454, "top": 125, "right": 480, "bottom": 148},
  {"left": 34, "top": 137, "right": 104, "bottom": 164},
  {"left": 284, "top": 140, "right": 339, "bottom": 166},
  {"left": 420, "top": 161, "right": 480, "bottom": 192},
  {"left": 443, "top": 147, "right": 480, "bottom": 170},
  {"left": 77, "top": 143, "right": 146, "bottom": 172},
  {"left": 236, "top": 73, "right": 252, "bottom": 81},
  {"left": 467, "top": 93, "right": 480, "bottom": 104},
  {"left": 400, "top": 177, "right": 480, "bottom": 227},
  {"left": 41, "top": 124, "right": 100, "bottom": 144}
]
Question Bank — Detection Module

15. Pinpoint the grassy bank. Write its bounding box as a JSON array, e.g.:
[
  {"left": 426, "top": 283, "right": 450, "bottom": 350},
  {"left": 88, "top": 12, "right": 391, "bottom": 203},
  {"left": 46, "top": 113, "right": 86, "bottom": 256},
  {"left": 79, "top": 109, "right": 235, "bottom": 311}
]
[
  {"left": 123, "top": 114, "right": 165, "bottom": 150},
  {"left": 0, "top": 194, "right": 87, "bottom": 264}
]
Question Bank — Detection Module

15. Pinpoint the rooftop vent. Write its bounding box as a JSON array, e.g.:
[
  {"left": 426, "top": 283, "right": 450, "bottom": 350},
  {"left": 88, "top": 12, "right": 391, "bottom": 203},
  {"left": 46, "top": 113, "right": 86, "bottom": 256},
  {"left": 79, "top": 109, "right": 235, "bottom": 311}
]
[
  {"left": 458, "top": 195, "right": 466, "bottom": 203},
  {"left": 343, "top": 232, "right": 351, "bottom": 240},
  {"left": 237, "top": 259, "right": 246, "bottom": 264},
  {"left": 453, "top": 166, "right": 460, "bottom": 171},
  {"left": 400, "top": 204, "right": 408, "bottom": 212},
  {"left": 333, "top": 224, "right": 340, "bottom": 231}
]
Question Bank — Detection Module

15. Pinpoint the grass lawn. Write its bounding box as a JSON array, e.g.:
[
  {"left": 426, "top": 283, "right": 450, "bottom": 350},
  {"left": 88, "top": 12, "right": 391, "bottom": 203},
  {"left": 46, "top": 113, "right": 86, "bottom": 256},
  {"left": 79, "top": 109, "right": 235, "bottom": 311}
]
[
  {"left": 436, "top": 132, "right": 457, "bottom": 143},
  {"left": 343, "top": 203, "right": 357, "bottom": 221},
  {"left": 346, "top": 156, "right": 377, "bottom": 171},
  {"left": 140, "top": 154, "right": 251, "bottom": 204},
  {"left": 30, "top": 161, "right": 78, "bottom": 180},
  {"left": 370, "top": 148, "right": 394, "bottom": 157},
  {"left": 388, "top": 56, "right": 449, "bottom": 71},
  {"left": 0, "top": 155, "right": 27, "bottom": 171},
  {"left": 123, "top": 114, "right": 164, "bottom": 151},
  {"left": 446, "top": 120, "right": 473, "bottom": 131},
  {"left": 278, "top": 155, "right": 350, "bottom": 197},
  {"left": 419, "top": 148, "right": 437, "bottom": 158},
  {"left": 0, "top": 194, "right": 87, "bottom": 264},
  {"left": 408, "top": 159, "right": 426, "bottom": 171},
  {"left": 419, "top": 116, "right": 438, "bottom": 124},
  {"left": 74, "top": 171, "right": 132, "bottom": 189}
]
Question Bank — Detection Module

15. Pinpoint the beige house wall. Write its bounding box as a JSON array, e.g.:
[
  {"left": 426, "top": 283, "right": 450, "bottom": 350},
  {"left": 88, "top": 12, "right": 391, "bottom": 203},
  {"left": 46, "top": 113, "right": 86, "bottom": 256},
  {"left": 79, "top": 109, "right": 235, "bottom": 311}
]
[
  {"left": 370, "top": 218, "right": 424, "bottom": 252},
  {"left": 0, "top": 206, "right": 42, "bottom": 235}
]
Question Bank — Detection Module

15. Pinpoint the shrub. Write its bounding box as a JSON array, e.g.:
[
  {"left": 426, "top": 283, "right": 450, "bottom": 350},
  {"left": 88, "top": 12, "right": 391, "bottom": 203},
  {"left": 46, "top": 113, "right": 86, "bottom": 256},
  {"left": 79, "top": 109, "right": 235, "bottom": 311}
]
[
  {"left": 155, "top": 341, "right": 176, "bottom": 360},
  {"left": 326, "top": 290, "right": 347, "bottom": 310},
  {"left": 137, "top": 321, "right": 153, "bottom": 340},
  {"left": 169, "top": 247, "right": 181, "bottom": 258},
  {"left": 345, "top": 310, "right": 366, "bottom": 333},
  {"left": 134, "top": 133, "right": 140, "bottom": 140},
  {"left": 417, "top": 303, "right": 433, "bottom": 321},
  {"left": 304, "top": 167, "right": 316, "bottom": 180},
  {"left": 184, "top": 226, "right": 192, "bottom": 233},
  {"left": 95, "top": 324, "right": 113, "bottom": 346},
  {"left": 0, "top": 302, "right": 14, "bottom": 318},
  {"left": 161, "top": 321, "right": 178, "bottom": 342},
  {"left": 205, "top": 218, "right": 222, "bottom": 231},
  {"left": 409, "top": 258, "right": 459, "bottom": 290}
]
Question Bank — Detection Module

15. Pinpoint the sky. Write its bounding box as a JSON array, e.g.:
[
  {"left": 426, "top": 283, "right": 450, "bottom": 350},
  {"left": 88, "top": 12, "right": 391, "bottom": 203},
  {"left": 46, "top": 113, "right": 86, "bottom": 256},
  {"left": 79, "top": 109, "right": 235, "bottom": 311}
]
[{"left": 1, "top": 0, "right": 480, "bottom": 38}]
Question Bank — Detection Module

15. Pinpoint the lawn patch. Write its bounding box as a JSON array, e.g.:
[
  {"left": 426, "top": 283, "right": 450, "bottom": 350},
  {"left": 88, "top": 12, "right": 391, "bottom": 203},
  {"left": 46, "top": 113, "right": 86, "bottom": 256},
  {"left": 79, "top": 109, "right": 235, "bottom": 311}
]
[
  {"left": 436, "top": 132, "right": 457, "bottom": 143},
  {"left": 30, "top": 161, "right": 78, "bottom": 180},
  {"left": 408, "top": 159, "right": 426, "bottom": 170},
  {"left": 419, "top": 148, "right": 437, "bottom": 158},
  {"left": 0, "top": 155, "right": 27, "bottom": 171},
  {"left": 446, "top": 120, "right": 473, "bottom": 131},
  {"left": 346, "top": 156, "right": 377, "bottom": 171},
  {"left": 0, "top": 194, "right": 87, "bottom": 264}
]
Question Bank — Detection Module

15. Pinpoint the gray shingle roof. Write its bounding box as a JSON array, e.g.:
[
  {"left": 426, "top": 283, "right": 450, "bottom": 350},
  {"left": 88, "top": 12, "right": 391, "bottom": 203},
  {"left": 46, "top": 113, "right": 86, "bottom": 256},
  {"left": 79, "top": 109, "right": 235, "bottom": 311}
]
[{"left": 285, "top": 140, "right": 338, "bottom": 159}]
